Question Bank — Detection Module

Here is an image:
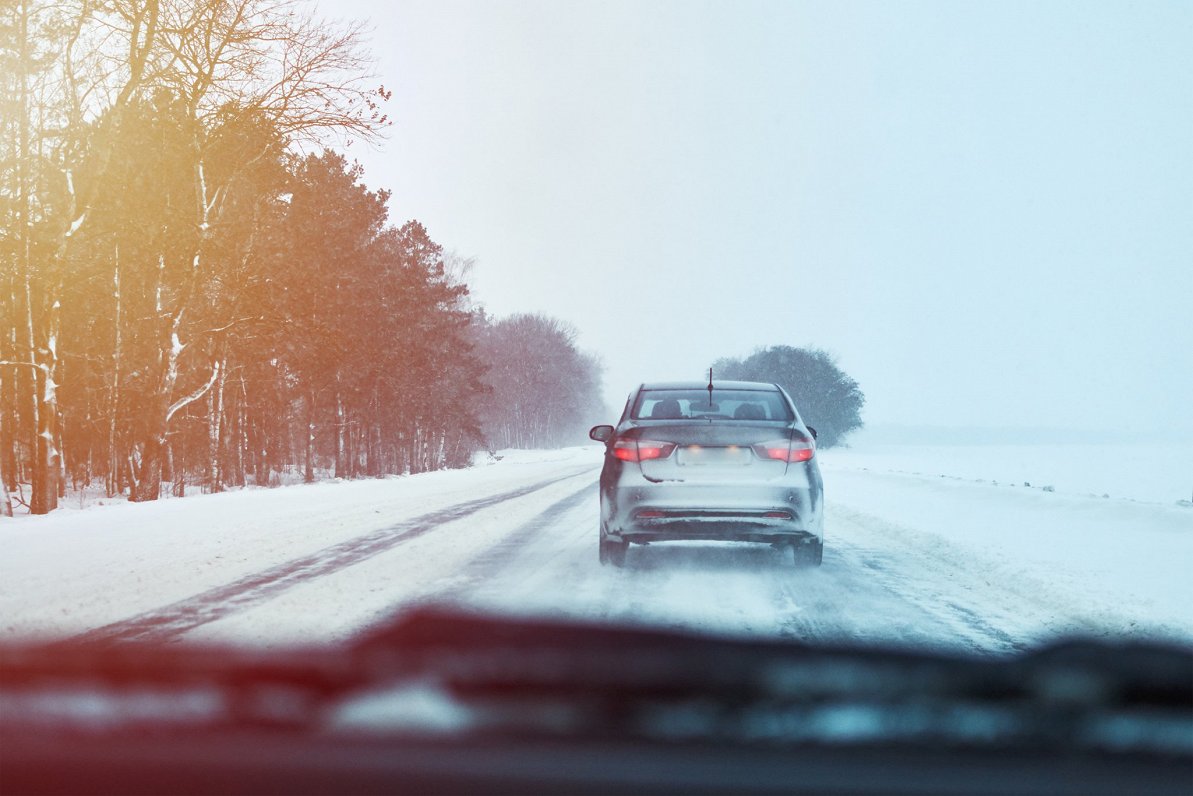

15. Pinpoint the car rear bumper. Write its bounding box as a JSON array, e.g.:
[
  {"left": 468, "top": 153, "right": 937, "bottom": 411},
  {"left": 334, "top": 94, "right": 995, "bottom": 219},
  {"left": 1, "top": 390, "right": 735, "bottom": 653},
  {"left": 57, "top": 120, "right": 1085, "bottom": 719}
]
[
  {"left": 600, "top": 477, "right": 823, "bottom": 545},
  {"left": 615, "top": 517, "right": 819, "bottom": 545}
]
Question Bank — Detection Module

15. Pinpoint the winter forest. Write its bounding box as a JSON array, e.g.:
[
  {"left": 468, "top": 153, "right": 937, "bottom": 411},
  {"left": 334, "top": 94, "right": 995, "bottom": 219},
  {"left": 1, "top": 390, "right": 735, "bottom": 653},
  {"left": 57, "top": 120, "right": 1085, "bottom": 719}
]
[{"left": 0, "top": 0, "right": 606, "bottom": 516}]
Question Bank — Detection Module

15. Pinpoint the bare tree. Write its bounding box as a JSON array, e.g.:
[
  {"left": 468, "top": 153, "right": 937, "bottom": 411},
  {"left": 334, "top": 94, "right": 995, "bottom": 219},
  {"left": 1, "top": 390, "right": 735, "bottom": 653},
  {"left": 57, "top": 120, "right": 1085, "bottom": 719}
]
[
  {"left": 105, "top": 0, "right": 390, "bottom": 500},
  {"left": 0, "top": 0, "right": 163, "bottom": 512},
  {"left": 3, "top": 1, "right": 518, "bottom": 517},
  {"left": 475, "top": 314, "right": 607, "bottom": 450}
]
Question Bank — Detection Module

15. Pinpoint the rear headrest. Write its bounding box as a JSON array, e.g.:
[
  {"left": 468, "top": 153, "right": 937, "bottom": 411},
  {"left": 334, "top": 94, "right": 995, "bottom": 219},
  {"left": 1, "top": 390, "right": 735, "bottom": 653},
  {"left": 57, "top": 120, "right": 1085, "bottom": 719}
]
[
  {"left": 734, "top": 403, "right": 766, "bottom": 420},
  {"left": 650, "top": 398, "right": 683, "bottom": 419}
]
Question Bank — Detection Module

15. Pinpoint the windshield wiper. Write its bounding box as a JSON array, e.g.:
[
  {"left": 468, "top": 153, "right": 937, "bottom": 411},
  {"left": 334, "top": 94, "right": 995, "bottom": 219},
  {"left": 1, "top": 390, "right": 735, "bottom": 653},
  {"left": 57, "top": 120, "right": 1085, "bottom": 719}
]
[
  {"left": 341, "top": 608, "right": 1192, "bottom": 755},
  {"left": 3, "top": 606, "right": 1189, "bottom": 754}
]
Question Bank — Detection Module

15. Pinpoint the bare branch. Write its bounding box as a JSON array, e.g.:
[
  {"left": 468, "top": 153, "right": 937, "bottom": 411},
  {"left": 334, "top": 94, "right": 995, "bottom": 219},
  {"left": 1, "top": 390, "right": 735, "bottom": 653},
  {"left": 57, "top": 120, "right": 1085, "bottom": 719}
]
[{"left": 166, "top": 360, "right": 221, "bottom": 423}]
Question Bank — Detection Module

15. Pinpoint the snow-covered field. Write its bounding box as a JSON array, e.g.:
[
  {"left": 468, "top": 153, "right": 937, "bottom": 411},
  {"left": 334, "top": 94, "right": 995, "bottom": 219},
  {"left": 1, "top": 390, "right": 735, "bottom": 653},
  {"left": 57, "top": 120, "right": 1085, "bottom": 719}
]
[
  {"left": 829, "top": 439, "right": 1193, "bottom": 506},
  {"left": 1, "top": 442, "right": 1190, "bottom": 655}
]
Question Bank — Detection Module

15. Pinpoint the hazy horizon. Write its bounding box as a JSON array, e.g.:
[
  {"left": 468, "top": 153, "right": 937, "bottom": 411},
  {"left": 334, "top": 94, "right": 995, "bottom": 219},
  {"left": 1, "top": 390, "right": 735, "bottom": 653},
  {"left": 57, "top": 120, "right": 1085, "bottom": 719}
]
[{"left": 322, "top": 0, "right": 1193, "bottom": 435}]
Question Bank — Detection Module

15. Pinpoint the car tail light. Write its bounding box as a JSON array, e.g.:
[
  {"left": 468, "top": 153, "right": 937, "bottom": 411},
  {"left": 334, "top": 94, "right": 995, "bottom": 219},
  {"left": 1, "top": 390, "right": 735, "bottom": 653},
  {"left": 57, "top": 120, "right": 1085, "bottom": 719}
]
[
  {"left": 753, "top": 437, "right": 815, "bottom": 463},
  {"left": 612, "top": 439, "right": 677, "bottom": 462}
]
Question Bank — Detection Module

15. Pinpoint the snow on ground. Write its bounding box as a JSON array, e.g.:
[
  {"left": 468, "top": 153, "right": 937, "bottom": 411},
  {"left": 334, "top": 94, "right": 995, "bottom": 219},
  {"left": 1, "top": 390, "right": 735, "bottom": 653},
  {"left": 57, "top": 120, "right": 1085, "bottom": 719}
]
[
  {"left": 447, "top": 450, "right": 1193, "bottom": 652},
  {"left": 0, "top": 449, "right": 597, "bottom": 641},
  {"left": 822, "top": 465, "right": 1193, "bottom": 631},
  {"left": 829, "top": 439, "right": 1193, "bottom": 505},
  {"left": 1, "top": 442, "right": 1190, "bottom": 655}
]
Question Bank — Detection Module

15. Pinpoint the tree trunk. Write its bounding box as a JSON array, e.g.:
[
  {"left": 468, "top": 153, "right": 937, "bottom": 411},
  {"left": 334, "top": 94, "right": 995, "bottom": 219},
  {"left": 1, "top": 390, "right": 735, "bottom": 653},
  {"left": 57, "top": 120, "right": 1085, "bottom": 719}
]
[
  {"left": 206, "top": 354, "right": 227, "bottom": 493},
  {"left": 171, "top": 432, "right": 185, "bottom": 497},
  {"left": 52, "top": 329, "right": 65, "bottom": 500},
  {"left": 233, "top": 378, "right": 247, "bottom": 488},
  {"left": 107, "top": 244, "right": 122, "bottom": 496},
  {"left": 16, "top": 1, "right": 50, "bottom": 514},
  {"left": 24, "top": 282, "right": 48, "bottom": 514},
  {"left": 304, "top": 389, "right": 316, "bottom": 483},
  {"left": 0, "top": 269, "right": 16, "bottom": 510},
  {"left": 133, "top": 248, "right": 206, "bottom": 502},
  {"left": 131, "top": 435, "right": 163, "bottom": 502},
  {"left": 0, "top": 400, "right": 11, "bottom": 517},
  {"left": 334, "top": 386, "right": 346, "bottom": 478}
]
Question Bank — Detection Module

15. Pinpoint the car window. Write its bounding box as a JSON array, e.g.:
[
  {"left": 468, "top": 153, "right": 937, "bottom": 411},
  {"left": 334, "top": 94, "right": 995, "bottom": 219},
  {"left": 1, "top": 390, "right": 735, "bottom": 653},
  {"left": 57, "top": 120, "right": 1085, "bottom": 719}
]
[{"left": 631, "top": 390, "right": 794, "bottom": 421}]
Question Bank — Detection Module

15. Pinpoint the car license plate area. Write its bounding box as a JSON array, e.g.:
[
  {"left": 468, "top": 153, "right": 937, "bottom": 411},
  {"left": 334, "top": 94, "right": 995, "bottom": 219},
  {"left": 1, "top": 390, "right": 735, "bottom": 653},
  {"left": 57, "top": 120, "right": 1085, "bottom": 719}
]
[{"left": 677, "top": 445, "right": 751, "bottom": 466}]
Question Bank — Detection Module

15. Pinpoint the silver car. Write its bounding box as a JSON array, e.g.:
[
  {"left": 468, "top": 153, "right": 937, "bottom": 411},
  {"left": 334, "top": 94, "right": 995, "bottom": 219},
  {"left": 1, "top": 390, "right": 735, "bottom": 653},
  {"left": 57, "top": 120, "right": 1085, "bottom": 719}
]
[{"left": 589, "top": 380, "right": 824, "bottom": 568}]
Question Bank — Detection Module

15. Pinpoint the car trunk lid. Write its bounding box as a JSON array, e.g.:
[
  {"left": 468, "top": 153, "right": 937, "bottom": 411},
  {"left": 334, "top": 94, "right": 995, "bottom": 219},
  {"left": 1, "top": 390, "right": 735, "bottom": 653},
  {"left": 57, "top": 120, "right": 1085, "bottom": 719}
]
[{"left": 631, "top": 422, "right": 799, "bottom": 483}]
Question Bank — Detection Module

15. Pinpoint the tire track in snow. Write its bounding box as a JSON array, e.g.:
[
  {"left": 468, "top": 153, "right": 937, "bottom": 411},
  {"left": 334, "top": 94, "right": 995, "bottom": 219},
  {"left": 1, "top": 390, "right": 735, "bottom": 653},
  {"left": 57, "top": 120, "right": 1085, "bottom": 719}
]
[
  {"left": 822, "top": 504, "right": 1106, "bottom": 654},
  {"left": 387, "top": 479, "right": 598, "bottom": 611},
  {"left": 74, "top": 468, "right": 594, "bottom": 645},
  {"left": 336, "top": 477, "right": 1104, "bottom": 656},
  {"left": 769, "top": 534, "right": 995, "bottom": 653},
  {"left": 441, "top": 492, "right": 1041, "bottom": 655},
  {"left": 440, "top": 493, "right": 963, "bottom": 647}
]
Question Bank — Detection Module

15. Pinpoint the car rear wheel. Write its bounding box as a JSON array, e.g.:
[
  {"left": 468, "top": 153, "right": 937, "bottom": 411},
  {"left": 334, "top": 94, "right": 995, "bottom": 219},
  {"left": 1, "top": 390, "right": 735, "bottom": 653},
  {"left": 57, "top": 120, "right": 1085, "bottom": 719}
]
[
  {"left": 792, "top": 540, "right": 823, "bottom": 568},
  {"left": 599, "top": 537, "right": 628, "bottom": 568}
]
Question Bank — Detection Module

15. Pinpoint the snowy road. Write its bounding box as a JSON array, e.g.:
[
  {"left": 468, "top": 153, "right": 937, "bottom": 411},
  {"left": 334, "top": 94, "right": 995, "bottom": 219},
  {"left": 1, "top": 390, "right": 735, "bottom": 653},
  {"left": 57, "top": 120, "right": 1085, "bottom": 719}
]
[{"left": 3, "top": 447, "right": 1191, "bottom": 655}]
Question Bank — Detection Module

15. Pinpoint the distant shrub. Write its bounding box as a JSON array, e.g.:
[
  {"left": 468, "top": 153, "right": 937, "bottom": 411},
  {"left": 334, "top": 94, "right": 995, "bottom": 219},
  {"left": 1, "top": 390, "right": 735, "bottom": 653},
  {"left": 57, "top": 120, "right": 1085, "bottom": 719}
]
[{"left": 713, "top": 346, "right": 865, "bottom": 448}]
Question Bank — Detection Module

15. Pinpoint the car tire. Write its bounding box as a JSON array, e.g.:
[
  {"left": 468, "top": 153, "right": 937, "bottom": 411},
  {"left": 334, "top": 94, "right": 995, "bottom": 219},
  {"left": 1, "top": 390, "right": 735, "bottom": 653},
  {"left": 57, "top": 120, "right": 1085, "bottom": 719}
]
[
  {"left": 792, "top": 540, "right": 823, "bottom": 568},
  {"left": 600, "top": 537, "right": 627, "bottom": 568}
]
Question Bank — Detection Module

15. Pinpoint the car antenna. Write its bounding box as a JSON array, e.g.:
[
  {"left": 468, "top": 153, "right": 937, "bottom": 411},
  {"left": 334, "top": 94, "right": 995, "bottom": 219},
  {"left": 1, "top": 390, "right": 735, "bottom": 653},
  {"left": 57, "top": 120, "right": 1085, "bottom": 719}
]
[{"left": 707, "top": 367, "right": 714, "bottom": 409}]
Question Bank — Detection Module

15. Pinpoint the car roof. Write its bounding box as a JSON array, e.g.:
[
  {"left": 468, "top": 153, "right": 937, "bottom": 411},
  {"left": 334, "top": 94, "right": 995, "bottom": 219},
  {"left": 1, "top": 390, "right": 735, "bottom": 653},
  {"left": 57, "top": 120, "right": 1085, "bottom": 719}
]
[{"left": 638, "top": 380, "right": 780, "bottom": 392}]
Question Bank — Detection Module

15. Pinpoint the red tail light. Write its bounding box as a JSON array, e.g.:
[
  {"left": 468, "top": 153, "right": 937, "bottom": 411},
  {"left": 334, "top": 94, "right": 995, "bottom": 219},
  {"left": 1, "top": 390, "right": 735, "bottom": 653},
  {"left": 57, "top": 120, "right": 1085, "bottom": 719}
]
[
  {"left": 753, "top": 438, "right": 815, "bottom": 463},
  {"left": 612, "top": 439, "right": 677, "bottom": 462}
]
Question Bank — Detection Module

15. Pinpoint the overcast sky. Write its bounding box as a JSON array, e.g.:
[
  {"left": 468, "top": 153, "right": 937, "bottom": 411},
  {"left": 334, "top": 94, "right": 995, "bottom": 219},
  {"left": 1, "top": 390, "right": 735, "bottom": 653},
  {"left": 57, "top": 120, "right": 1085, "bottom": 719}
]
[{"left": 318, "top": 0, "right": 1191, "bottom": 433}]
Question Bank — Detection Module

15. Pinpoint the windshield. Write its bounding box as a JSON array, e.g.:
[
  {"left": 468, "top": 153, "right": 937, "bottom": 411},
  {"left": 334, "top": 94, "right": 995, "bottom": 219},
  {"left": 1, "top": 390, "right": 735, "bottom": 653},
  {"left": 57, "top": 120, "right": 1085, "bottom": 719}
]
[{"left": 1, "top": 0, "right": 1190, "bottom": 778}]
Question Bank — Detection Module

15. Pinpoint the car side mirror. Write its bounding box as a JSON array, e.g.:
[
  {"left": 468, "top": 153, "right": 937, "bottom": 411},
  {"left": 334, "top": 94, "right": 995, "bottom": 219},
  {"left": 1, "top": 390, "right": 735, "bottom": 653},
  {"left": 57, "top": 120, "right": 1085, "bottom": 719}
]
[
  {"left": 589, "top": 425, "right": 614, "bottom": 442},
  {"left": 806, "top": 426, "right": 818, "bottom": 441}
]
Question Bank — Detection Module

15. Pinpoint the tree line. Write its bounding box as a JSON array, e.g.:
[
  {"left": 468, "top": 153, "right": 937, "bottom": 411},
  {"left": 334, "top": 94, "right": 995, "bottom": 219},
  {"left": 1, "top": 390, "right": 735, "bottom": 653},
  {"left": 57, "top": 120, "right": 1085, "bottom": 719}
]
[
  {"left": 473, "top": 313, "right": 606, "bottom": 451},
  {"left": 714, "top": 346, "right": 865, "bottom": 447},
  {"left": 0, "top": 0, "right": 603, "bottom": 516}
]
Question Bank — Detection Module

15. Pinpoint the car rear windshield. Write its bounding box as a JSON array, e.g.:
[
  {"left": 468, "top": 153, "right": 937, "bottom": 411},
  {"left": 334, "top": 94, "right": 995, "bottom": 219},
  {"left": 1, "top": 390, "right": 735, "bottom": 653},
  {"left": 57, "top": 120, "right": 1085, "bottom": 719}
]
[{"left": 631, "top": 389, "right": 794, "bottom": 421}]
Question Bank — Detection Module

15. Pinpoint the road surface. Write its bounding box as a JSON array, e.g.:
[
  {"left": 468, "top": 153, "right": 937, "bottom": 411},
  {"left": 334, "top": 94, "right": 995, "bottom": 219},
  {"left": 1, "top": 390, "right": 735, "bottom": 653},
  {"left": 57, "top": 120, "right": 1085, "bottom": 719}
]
[{"left": 8, "top": 448, "right": 1183, "bottom": 655}]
